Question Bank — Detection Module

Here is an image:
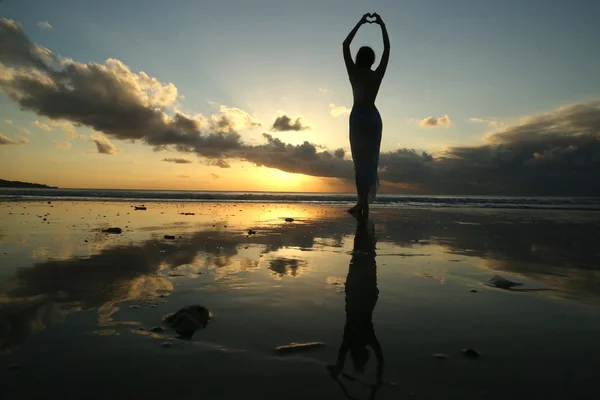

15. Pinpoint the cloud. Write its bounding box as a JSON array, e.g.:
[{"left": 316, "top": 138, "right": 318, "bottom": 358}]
[
  {"left": 329, "top": 104, "right": 351, "bottom": 117},
  {"left": 36, "top": 21, "right": 53, "bottom": 30},
  {"left": 177, "top": 175, "right": 190, "bottom": 178},
  {"left": 469, "top": 117, "right": 504, "bottom": 128},
  {"left": 33, "top": 120, "right": 52, "bottom": 132},
  {"left": 48, "top": 120, "right": 79, "bottom": 138},
  {"left": 271, "top": 115, "right": 311, "bottom": 132},
  {"left": 213, "top": 105, "right": 263, "bottom": 130},
  {"left": 162, "top": 157, "right": 192, "bottom": 164},
  {"left": 0, "top": 133, "right": 29, "bottom": 145},
  {"left": 2, "top": 19, "right": 600, "bottom": 195},
  {"left": 418, "top": 115, "right": 452, "bottom": 128},
  {"left": 318, "top": 88, "right": 327, "bottom": 94},
  {"left": 3, "top": 119, "right": 12, "bottom": 124},
  {"left": 205, "top": 158, "right": 230, "bottom": 168},
  {"left": 20, "top": 128, "right": 31, "bottom": 135},
  {"left": 91, "top": 134, "right": 116, "bottom": 155},
  {"left": 211, "top": 173, "right": 219, "bottom": 179},
  {"left": 53, "top": 140, "right": 71, "bottom": 149}
]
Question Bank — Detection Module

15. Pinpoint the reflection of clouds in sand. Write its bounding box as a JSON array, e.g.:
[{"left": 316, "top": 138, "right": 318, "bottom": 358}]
[
  {"left": 0, "top": 295, "right": 73, "bottom": 354},
  {"left": 268, "top": 257, "right": 308, "bottom": 279},
  {"left": 3, "top": 202, "right": 600, "bottom": 354},
  {"left": 479, "top": 258, "right": 600, "bottom": 301},
  {"left": 414, "top": 272, "right": 446, "bottom": 284}
]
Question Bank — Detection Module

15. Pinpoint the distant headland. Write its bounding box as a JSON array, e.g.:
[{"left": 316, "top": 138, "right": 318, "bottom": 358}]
[{"left": 0, "top": 179, "right": 57, "bottom": 189}]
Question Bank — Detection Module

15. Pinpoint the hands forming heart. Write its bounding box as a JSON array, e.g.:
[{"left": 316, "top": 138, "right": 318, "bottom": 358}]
[{"left": 362, "top": 12, "right": 383, "bottom": 25}]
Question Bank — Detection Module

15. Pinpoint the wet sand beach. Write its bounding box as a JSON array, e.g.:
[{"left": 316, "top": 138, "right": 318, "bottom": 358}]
[{"left": 1, "top": 200, "right": 600, "bottom": 399}]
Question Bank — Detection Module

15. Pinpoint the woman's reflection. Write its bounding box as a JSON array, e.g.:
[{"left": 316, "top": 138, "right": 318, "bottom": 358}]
[{"left": 328, "top": 218, "right": 384, "bottom": 399}]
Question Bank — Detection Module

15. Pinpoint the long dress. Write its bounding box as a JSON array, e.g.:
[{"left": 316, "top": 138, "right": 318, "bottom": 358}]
[{"left": 349, "top": 107, "right": 382, "bottom": 204}]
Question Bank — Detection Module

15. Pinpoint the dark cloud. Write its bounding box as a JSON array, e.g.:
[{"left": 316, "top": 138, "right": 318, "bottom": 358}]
[
  {"left": 271, "top": 115, "right": 311, "bottom": 132},
  {"left": 162, "top": 157, "right": 192, "bottom": 164},
  {"left": 0, "top": 133, "right": 28, "bottom": 145},
  {"left": 91, "top": 134, "right": 116, "bottom": 155},
  {"left": 2, "top": 18, "right": 600, "bottom": 195}
]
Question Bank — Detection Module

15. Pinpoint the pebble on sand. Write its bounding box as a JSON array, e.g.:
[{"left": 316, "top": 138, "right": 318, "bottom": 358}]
[
  {"left": 284, "top": 218, "right": 294, "bottom": 222},
  {"left": 163, "top": 305, "right": 211, "bottom": 338},
  {"left": 489, "top": 275, "right": 523, "bottom": 289},
  {"left": 102, "top": 227, "right": 123, "bottom": 234},
  {"left": 463, "top": 348, "right": 481, "bottom": 358},
  {"left": 470, "top": 289, "right": 478, "bottom": 293},
  {"left": 134, "top": 206, "right": 147, "bottom": 210},
  {"left": 164, "top": 235, "right": 176, "bottom": 240},
  {"left": 275, "top": 342, "right": 326, "bottom": 354}
]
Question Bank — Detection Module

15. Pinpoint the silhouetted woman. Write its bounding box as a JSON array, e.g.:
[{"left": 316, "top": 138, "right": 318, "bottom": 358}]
[
  {"left": 343, "top": 13, "right": 390, "bottom": 220},
  {"left": 327, "top": 218, "right": 384, "bottom": 399}
]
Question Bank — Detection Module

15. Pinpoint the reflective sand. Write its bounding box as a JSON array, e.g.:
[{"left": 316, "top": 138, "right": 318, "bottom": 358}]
[{"left": 1, "top": 201, "right": 599, "bottom": 399}]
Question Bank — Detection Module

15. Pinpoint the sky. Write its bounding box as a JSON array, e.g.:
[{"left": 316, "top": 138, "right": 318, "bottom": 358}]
[{"left": 1, "top": 0, "right": 599, "bottom": 195}]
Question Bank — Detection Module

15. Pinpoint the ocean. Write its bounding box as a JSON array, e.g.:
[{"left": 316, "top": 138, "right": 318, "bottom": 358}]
[{"left": 1, "top": 187, "right": 599, "bottom": 211}]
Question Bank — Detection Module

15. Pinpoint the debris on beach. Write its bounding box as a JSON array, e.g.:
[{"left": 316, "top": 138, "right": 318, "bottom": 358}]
[
  {"left": 284, "top": 217, "right": 294, "bottom": 222},
  {"left": 163, "top": 235, "right": 176, "bottom": 240},
  {"left": 179, "top": 212, "right": 195, "bottom": 216},
  {"left": 275, "top": 342, "right": 326, "bottom": 354},
  {"left": 163, "top": 305, "right": 210, "bottom": 338},
  {"left": 102, "top": 227, "right": 122, "bottom": 234},
  {"left": 462, "top": 348, "right": 480, "bottom": 358},
  {"left": 134, "top": 206, "right": 147, "bottom": 210},
  {"left": 489, "top": 275, "right": 523, "bottom": 289}
]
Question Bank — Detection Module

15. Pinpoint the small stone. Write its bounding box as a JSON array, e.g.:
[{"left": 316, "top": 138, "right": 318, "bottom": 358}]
[
  {"left": 248, "top": 229, "right": 257, "bottom": 235},
  {"left": 161, "top": 341, "right": 173, "bottom": 348},
  {"left": 164, "top": 235, "right": 176, "bottom": 240},
  {"left": 102, "top": 227, "right": 122, "bottom": 234},
  {"left": 84, "top": 240, "right": 88, "bottom": 243},
  {"left": 134, "top": 206, "right": 147, "bottom": 210},
  {"left": 285, "top": 217, "right": 294, "bottom": 222},
  {"left": 463, "top": 348, "right": 480, "bottom": 358},
  {"left": 470, "top": 289, "right": 478, "bottom": 293}
]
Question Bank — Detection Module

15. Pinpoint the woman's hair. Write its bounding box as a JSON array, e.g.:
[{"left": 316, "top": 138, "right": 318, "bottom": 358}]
[{"left": 356, "top": 46, "right": 376, "bottom": 68}]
